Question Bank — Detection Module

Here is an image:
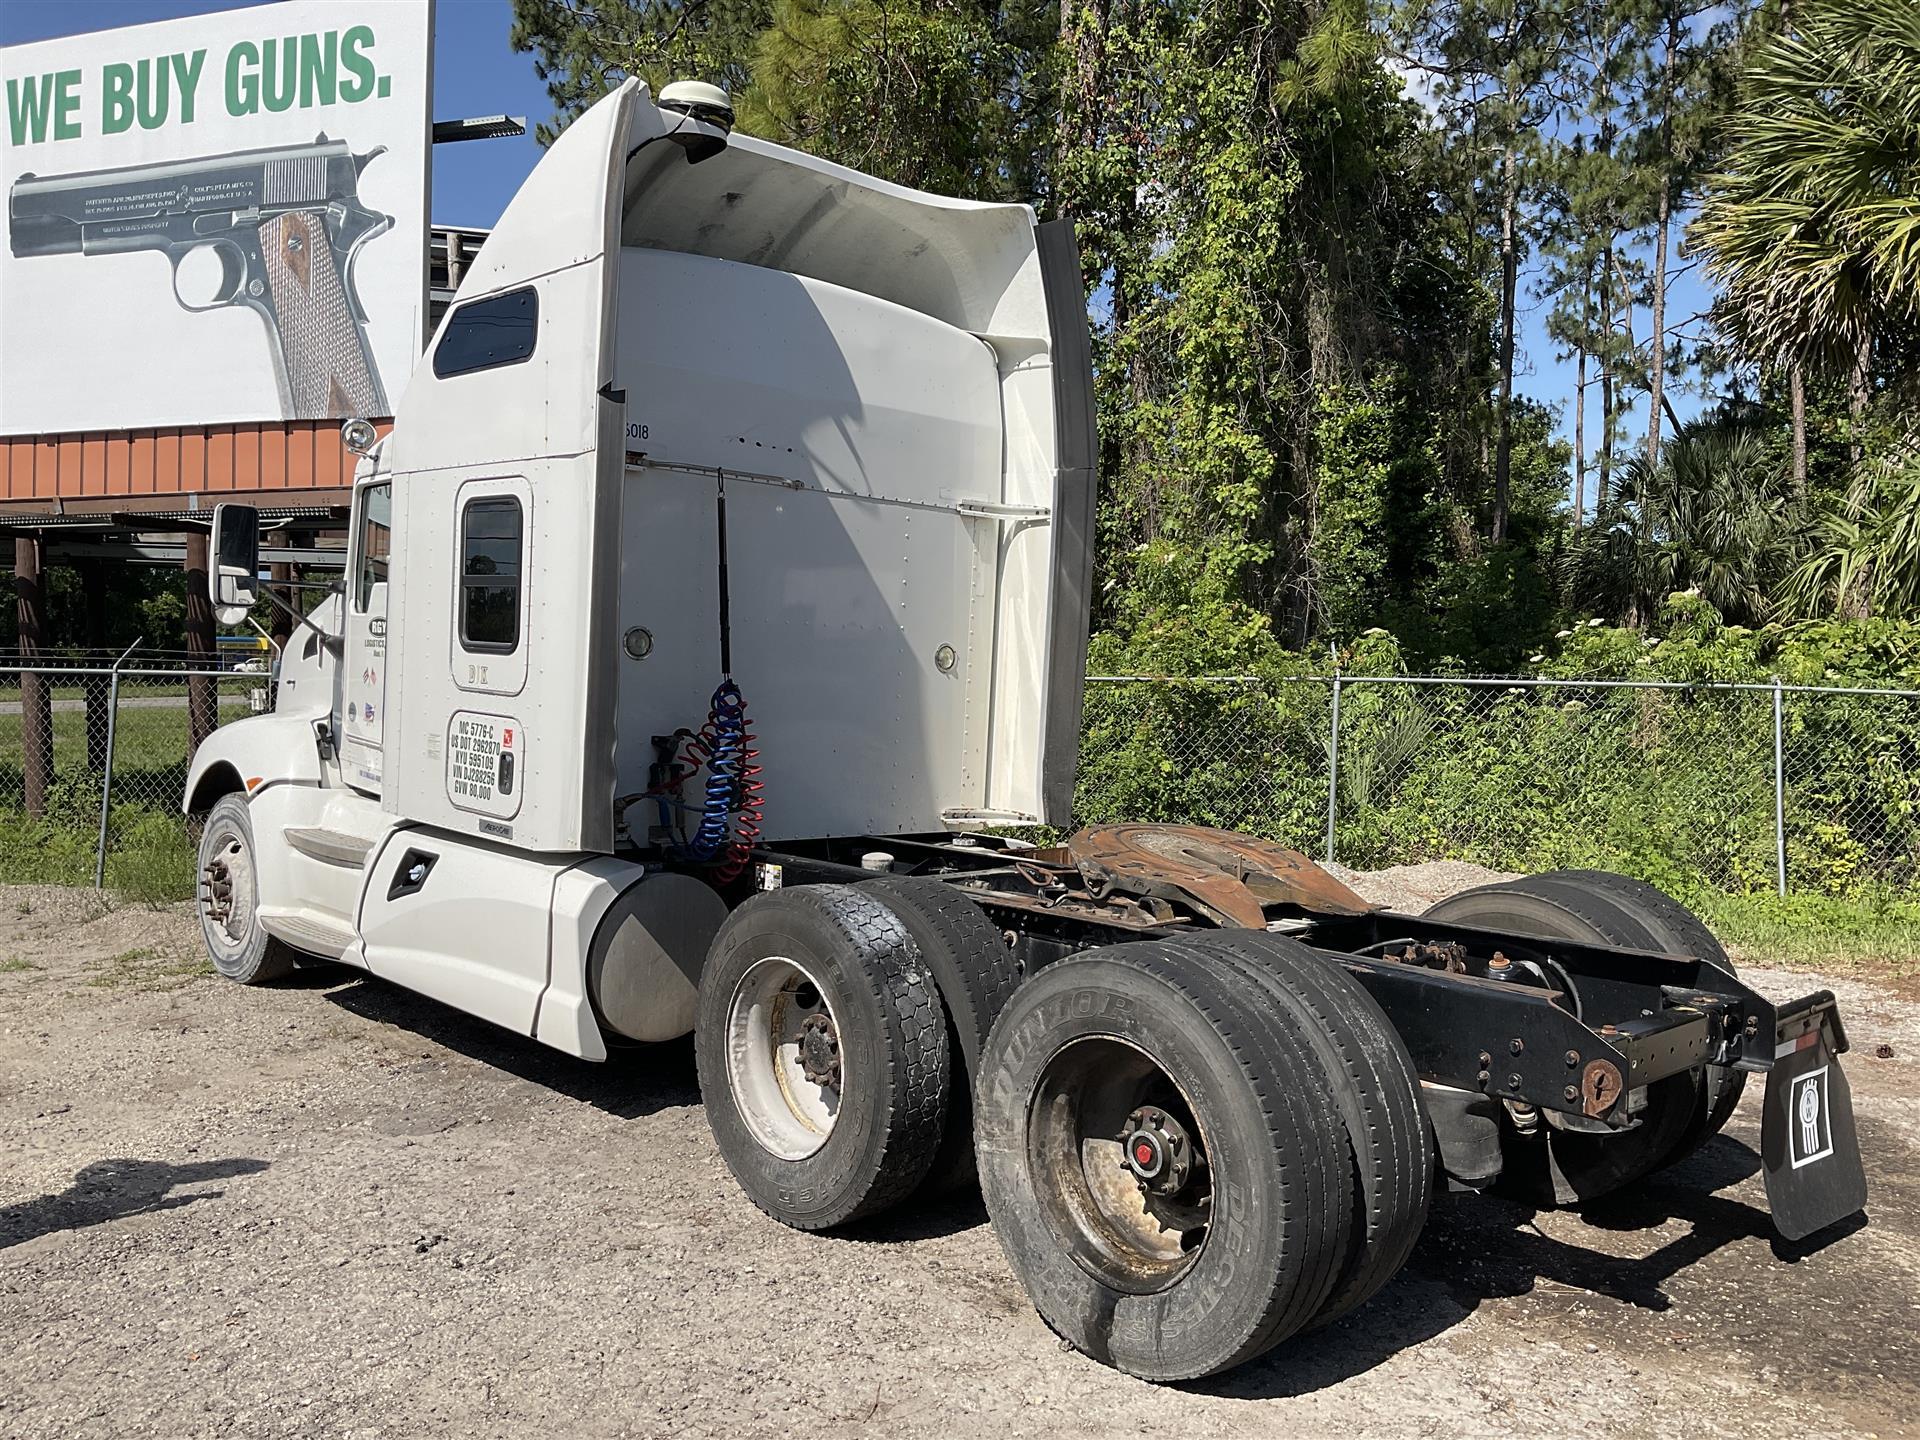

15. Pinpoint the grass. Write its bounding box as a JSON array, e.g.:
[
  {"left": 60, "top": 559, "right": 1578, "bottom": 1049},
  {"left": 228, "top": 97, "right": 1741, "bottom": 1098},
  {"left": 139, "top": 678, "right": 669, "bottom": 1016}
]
[
  {"left": 0, "top": 697, "right": 253, "bottom": 777},
  {"left": 1691, "top": 888, "right": 1920, "bottom": 983},
  {"left": 0, "top": 957, "right": 38, "bottom": 973},
  {"left": 83, "top": 945, "right": 211, "bottom": 991},
  {"left": 0, "top": 696, "right": 248, "bottom": 902}
]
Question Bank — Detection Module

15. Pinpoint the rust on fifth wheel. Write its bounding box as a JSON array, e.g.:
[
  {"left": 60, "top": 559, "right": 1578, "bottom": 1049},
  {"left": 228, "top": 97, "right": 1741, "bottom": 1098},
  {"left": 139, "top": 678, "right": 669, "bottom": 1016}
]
[{"left": 1065, "top": 824, "right": 1377, "bottom": 930}]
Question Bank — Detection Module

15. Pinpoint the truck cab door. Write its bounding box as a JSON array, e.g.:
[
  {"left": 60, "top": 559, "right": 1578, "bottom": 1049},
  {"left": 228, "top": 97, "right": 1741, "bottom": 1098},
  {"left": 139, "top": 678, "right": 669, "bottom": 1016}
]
[{"left": 341, "top": 481, "right": 392, "bottom": 794}]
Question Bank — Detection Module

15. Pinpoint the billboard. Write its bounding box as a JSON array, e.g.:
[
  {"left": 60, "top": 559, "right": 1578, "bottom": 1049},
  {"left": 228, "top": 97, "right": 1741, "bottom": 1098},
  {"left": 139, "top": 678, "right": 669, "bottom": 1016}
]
[{"left": 0, "top": 0, "right": 432, "bottom": 435}]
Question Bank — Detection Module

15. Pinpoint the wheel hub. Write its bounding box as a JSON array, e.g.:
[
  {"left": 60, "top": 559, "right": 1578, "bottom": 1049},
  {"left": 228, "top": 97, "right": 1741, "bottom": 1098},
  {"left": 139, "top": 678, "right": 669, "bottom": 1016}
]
[
  {"left": 201, "top": 858, "right": 234, "bottom": 924},
  {"left": 1119, "top": 1106, "right": 1195, "bottom": 1196},
  {"left": 797, "top": 1011, "right": 841, "bottom": 1087}
]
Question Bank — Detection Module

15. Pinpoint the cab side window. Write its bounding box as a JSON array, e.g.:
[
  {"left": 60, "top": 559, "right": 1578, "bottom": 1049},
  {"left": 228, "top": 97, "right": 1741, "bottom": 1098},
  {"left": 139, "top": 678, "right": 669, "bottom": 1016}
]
[
  {"left": 460, "top": 497, "right": 522, "bottom": 653},
  {"left": 354, "top": 484, "right": 392, "bottom": 614},
  {"left": 433, "top": 287, "right": 538, "bottom": 379}
]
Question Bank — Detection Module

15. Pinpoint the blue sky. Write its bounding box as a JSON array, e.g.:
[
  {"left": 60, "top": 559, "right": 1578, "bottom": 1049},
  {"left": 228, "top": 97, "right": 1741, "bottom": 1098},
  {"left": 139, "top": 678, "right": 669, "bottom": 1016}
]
[{"left": 3, "top": 0, "right": 1707, "bottom": 501}]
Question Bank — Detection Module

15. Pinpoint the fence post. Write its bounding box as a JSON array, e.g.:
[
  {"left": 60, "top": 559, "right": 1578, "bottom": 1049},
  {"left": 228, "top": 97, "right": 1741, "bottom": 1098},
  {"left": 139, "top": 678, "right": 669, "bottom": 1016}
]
[
  {"left": 93, "top": 638, "right": 142, "bottom": 890},
  {"left": 1325, "top": 671, "right": 1343, "bottom": 865},
  {"left": 1772, "top": 674, "right": 1787, "bottom": 897}
]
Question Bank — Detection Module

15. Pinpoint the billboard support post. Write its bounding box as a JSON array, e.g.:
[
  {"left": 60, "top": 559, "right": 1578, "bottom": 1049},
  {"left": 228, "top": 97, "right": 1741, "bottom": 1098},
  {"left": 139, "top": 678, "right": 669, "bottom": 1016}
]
[
  {"left": 184, "top": 534, "right": 218, "bottom": 754},
  {"left": 83, "top": 562, "right": 111, "bottom": 770},
  {"left": 15, "top": 536, "right": 51, "bottom": 819}
]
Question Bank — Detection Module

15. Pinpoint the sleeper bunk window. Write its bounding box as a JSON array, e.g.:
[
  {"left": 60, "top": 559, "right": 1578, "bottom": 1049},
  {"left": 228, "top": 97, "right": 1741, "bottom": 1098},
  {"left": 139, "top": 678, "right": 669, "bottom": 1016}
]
[
  {"left": 460, "top": 497, "right": 522, "bottom": 652},
  {"left": 433, "top": 287, "right": 538, "bottom": 378}
]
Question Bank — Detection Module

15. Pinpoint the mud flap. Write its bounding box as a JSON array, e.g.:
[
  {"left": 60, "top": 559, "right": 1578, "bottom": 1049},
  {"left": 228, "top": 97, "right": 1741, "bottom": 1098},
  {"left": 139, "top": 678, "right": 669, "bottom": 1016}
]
[{"left": 1761, "top": 992, "right": 1867, "bottom": 1242}]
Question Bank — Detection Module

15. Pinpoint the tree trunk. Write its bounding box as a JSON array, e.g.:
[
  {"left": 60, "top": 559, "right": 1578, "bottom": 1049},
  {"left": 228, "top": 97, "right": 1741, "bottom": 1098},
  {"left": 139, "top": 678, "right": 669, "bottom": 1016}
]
[
  {"left": 1599, "top": 245, "right": 1614, "bottom": 511},
  {"left": 1493, "top": 142, "right": 1518, "bottom": 544},
  {"left": 1615, "top": 249, "right": 1635, "bottom": 475},
  {"left": 1574, "top": 258, "right": 1592, "bottom": 529},
  {"left": 1849, "top": 330, "right": 1871, "bottom": 462},
  {"left": 1052, "top": 0, "right": 1107, "bottom": 225},
  {"left": 1646, "top": 2, "right": 1678, "bottom": 469},
  {"left": 1789, "top": 366, "right": 1807, "bottom": 494}
]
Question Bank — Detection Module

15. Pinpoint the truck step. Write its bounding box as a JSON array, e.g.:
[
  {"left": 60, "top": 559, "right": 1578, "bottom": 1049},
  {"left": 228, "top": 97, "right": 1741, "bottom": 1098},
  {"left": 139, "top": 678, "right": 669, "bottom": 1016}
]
[
  {"left": 259, "top": 907, "right": 357, "bottom": 960},
  {"left": 284, "top": 826, "right": 377, "bottom": 867}
]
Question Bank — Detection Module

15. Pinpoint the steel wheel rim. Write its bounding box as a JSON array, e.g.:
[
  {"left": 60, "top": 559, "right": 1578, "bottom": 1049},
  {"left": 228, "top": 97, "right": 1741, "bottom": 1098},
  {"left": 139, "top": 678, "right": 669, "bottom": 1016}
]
[
  {"left": 1026, "top": 1035, "right": 1213, "bottom": 1294},
  {"left": 725, "top": 956, "right": 844, "bottom": 1160},
  {"left": 199, "top": 823, "right": 255, "bottom": 956}
]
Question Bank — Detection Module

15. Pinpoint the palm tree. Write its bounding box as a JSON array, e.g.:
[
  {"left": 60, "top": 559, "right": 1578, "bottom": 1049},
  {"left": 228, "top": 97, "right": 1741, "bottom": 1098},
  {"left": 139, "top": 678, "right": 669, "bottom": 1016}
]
[
  {"left": 1691, "top": 0, "right": 1920, "bottom": 620},
  {"left": 1788, "top": 442, "right": 1920, "bottom": 617},
  {"left": 1690, "top": 0, "right": 1920, "bottom": 395},
  {"left": 1563, "top": 417, "right": 1806, "bottom": 626}
]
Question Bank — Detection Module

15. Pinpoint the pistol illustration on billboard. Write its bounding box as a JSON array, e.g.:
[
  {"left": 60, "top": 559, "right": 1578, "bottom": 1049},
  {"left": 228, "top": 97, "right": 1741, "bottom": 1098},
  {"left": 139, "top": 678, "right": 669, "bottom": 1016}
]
[{"left": 9, "top": 135, "right": 392, "bottom": 420}]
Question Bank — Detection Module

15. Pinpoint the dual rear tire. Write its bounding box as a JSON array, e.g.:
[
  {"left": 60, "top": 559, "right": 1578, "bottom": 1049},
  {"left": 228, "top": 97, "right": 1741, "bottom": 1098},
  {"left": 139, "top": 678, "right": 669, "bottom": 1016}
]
[
  {"left": 693, "top": 877, "right": 1020, "bottom": 1228},
  {"left": 696, "top": 886, "right": 1433, "bottom": 1379},
  {"left": 972, "top": 934, "right": 1431, "bottom": 1380},
  {"left": 1422, "top": 869, "right": 1744, "bottom": 1204}
]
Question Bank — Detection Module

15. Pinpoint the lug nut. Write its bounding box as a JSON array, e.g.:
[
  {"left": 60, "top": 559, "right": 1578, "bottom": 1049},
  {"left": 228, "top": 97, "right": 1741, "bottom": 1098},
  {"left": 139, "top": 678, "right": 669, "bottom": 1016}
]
[
  {"left": 1509, "top": 1039, "right": 1524, "bottom": 1055},
  {"left": 1565, "top": 1050, "right": 1580, "bottom": 1067}
]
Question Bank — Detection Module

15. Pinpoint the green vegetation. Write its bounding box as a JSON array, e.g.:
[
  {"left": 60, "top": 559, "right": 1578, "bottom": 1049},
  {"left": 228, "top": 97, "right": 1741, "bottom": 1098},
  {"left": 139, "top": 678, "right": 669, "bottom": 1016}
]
[
  {"left": 1695, "top": 888, "right": 1920, "bottom": 980},
  {"left": 0, "top": 699, "right": 241, "bottom": 901},
  {"left": 6, "top": 3, "right": 1917, "bottom": 972},
  {"left": 506, "top": 0, "right": 1920, "bottom": 674},
  {"left": 1076, "top": 602, "right": 1920, "bottom": 891},
  {"left": 0, "top": 957, "right": 38, "bottom": 973}
]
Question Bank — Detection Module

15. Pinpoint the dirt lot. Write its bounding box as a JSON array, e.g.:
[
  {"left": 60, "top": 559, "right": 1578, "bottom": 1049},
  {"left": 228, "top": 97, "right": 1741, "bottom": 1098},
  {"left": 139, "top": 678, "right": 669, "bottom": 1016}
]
[{"left": 1, "top": 869, "right": 1916, "bottom": 1440}]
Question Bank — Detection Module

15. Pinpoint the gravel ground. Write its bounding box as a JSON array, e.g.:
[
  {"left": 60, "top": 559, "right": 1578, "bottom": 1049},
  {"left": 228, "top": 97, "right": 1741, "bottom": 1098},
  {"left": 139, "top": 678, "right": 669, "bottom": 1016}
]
[{"left": 2, "top": 872, "right": 1916, "bottom": 1440}]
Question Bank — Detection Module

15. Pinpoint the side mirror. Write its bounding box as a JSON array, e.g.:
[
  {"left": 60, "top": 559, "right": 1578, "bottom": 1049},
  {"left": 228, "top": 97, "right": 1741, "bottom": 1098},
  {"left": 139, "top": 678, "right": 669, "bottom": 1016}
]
[{"left": 209, "top": 503, "right": 260, "bottom": 625}]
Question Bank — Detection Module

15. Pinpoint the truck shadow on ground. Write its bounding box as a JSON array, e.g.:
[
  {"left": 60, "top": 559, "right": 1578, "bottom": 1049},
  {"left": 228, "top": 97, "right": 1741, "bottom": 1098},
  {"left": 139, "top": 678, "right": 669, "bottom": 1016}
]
[
  {"left": 1192, "top": 1134, "right": 1866, "bottom": 1401},
  {"left": 0, "top": 1156, "right": 270, "bottom": 1251},
  {"left": 318, "top": 971, "right": 702, "bottom": 1121},
  {"left": 313, "top": 969, "right": 1007, "bottom": 1240},
  {"left": 302, "top": 969, "right": 1877, "bottom": 1358}
]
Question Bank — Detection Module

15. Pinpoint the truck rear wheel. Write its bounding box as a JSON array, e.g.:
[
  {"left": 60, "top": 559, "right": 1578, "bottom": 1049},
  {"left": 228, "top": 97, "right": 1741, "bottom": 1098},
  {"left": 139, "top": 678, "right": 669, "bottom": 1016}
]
[
  {"left": 1423, "top": 872, "right": 1729, "bottom": 1203},
  {"left": 975, "top": 943, "right": 1352, "bottom": 1380},
  {"left": 1164, "top": 932, "right": 1432, "bottom": 1327},
  {"left": 695, "top": 885, "right": 950, "bottom": 1230},
  {"left": 1538, "top": 869, "right": 1747, "bottom": 1147},
  {"left": 859, "top": 875, "right": 1023, "bottom": 1195},
  {"left": 195, "top": 794, "right": 298, "bottom": 985}
]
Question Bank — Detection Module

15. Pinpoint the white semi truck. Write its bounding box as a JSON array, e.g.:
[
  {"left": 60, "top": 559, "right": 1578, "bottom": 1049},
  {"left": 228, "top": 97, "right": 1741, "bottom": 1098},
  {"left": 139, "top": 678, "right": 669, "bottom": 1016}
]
[{"left": 186, "top": 79, "right": 1866, "bottom": 1381}]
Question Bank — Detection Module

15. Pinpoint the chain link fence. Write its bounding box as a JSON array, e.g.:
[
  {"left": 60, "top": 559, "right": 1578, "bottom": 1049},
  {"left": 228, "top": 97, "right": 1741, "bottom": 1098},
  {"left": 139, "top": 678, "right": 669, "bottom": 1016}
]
[
  {"left": 1, "top": 655, "right": 1913, "bottom": 901},
  {"left": 0, "top": 652, "right": 271, "bottom": 897},
  {"left": 1076, "top": 675, "right": 1920, "bottom": 897}
]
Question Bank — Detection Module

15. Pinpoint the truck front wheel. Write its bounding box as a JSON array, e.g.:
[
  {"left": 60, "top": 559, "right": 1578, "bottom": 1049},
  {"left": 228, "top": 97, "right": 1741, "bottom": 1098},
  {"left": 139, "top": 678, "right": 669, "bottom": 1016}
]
[
  {"left": 195, "top": 794, "right": 298, "bottom": 985},
  {"left": 694, "top": 885, "right": 951, "bottom": 1230}
]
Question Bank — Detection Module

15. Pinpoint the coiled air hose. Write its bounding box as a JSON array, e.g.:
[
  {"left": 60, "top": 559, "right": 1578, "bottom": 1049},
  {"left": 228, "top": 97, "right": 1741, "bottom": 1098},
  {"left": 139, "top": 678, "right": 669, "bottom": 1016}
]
[{"left": 670, "top": 678, "right": 764, "bottom": 882}]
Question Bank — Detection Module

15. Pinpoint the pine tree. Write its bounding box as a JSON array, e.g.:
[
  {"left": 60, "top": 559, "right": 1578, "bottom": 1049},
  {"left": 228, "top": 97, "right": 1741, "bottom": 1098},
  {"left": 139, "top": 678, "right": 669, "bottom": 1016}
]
[
  {"left": 1394, "top": 0, "right": 1576, "bottom": 544},
  {"left": 510, "top": 0, "right": 773, "bottom": 142}
]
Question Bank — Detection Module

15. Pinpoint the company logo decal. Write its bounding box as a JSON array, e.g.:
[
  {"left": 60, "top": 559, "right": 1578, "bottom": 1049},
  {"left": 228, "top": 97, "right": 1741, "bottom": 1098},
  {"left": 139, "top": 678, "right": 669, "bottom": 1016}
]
[{"left": 1789, "top": 1067, "right": 1833, "bottom": 1168}]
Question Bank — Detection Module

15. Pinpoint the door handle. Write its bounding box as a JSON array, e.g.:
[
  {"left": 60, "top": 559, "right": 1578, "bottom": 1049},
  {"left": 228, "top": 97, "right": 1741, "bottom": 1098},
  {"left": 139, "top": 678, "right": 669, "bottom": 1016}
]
[{"left": 387, "top": 847, "right": 437, "bottom": 901}]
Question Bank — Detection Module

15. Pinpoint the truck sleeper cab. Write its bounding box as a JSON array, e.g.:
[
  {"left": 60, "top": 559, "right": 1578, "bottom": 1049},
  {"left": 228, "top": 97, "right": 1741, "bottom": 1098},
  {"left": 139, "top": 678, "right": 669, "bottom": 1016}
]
[{"left": 184, "top": 80, "right": 1867, "bottom": 1384}]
